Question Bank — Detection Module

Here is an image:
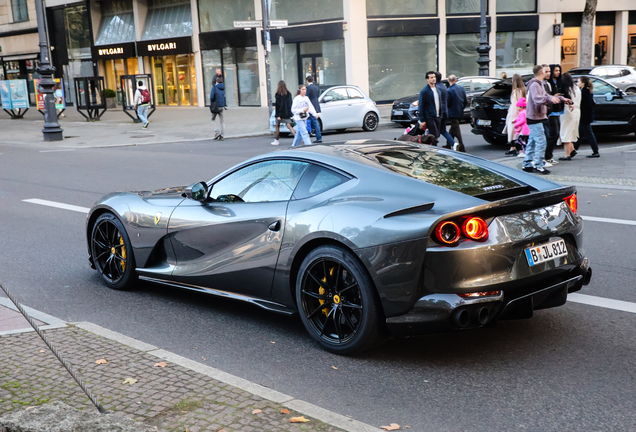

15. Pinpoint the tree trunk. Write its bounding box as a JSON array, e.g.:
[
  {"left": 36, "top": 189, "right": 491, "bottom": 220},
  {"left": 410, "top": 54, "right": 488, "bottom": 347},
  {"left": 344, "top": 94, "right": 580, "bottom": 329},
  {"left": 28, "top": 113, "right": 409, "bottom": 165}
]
[{"left": 579, "top": 0, "right": 597, "bottom": 67}]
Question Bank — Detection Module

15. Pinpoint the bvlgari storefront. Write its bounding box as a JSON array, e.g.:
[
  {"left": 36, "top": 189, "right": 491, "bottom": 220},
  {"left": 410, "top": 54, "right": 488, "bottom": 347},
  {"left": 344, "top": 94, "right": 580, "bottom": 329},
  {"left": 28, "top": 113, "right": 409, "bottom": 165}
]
[
  {"left": 137, "top": 37, "right": 197, "bottom": 106},
  {"left": 92, "top": 42, "right": 138, "bottom": 105}
]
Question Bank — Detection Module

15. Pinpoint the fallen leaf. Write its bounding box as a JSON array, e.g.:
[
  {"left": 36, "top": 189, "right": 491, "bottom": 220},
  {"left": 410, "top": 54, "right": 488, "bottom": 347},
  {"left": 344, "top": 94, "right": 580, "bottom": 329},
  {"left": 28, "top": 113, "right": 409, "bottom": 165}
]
[
  {"left": 214, "top": 429, "right": 227, "bottom": 432},
  {"left": 252, "top": 409, "right": 262, "bottom": 414},
  {"left": 202, "top": 357, "right": 206, "bottom": 361},
  {"left": 289, "top": 416, "right": 310, "bottom": 423},
  {"left": 331, "top": 366, "right": 338, "bottom": 370},
  {"left": 608, "top": 193, "right": 613, "bottom": 196},
  {"left": 25, "top": 406, "right": 35, "bottom": 411},
  {"left": 181, "top": 410, "right": 188, "bottom": 413},
  {"left": 601, "top": 195, "right": 607, "bottom": 198},
  {"left": 381, "top": 423, "right": 401, "bottom": 431},
  {"left": 95, "top": 359, "right": 108, "bottom": 365},
  {"left": 405, "top": 427, "right": 411, "bottom": 429},
  {"left": 39, "top": 350, "right": 45, "bottom": 353},
  {"left": 154, "top": 362, "right": 168, "bottom": 368},
  {"left": 122, "top": 377, "right": 138, "bottom": 385},
  {"left": 137, "top": 402, "right": 142, "bottom": 404},
  {"left": 280, "top": 408, "right": 290, "bottom": 414},
  {"left": 271, "top": 341, "right": 276, "bottom": 344}
]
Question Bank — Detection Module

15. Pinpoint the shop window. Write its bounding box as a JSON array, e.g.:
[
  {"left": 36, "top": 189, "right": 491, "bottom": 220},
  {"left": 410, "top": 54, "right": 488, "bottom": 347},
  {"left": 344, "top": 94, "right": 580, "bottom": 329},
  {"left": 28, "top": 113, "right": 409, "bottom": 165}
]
[
  {"left": 561, "top": 27, "right": 580, "bottom": 72},
  {"left": 496, "top": 0, "right": 535, "bottom": 14},
  {"left": 366, "top": 0, "right": 436, "bottom": 17},
  {"left": 11, "top": 0, "right": 29, "bottom": 22},
  {"left": 496, "top": 31, "right": 535, "bottom": 77},
  {"left": 321, "top": 40, "right": 346, "bottom": 85},
  {"left": 65, "top": 6, "right": 92, "bottom": 58},
  {"left": 269, "top": 0, "right": 343, "bottom": 24},
  {"left": 594, "top": 26, "right": 613, "bottom": 66},
  {"left": 142, "top": 2, "right": 192, "bottom": 39},
  {"left": 202, "top": 48, "right": 260, "bottom": 107},
  {"left": 198, "top": 0, "right": 255, "bottom": 32},
  {"left": 446, "top": 0, "right": 480, "bottom": 15},
  {"left": 446, "top": 34, "right": 479, "bottom": 77},
  {"left": 269, "top": 43, "right": 299, "bottom": 99},
  {"left": 368, "top": 35, "right": 437, "bottom": 102}
]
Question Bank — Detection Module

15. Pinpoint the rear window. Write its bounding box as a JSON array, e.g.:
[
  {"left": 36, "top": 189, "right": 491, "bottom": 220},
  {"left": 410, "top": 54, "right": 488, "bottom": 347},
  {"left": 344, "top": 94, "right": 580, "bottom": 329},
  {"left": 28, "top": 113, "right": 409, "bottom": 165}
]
[
  {"left": 481, "top": 83, "right": 512, "bottom": 99},
  {"left": 371, "top": 147, "right": 521, "bottom": 197}
]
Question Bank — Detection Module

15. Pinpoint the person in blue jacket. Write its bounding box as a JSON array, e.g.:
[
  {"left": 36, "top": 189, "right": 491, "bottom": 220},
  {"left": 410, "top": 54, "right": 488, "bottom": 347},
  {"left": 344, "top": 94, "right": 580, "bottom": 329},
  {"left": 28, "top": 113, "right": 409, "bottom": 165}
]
[
  {"left": 418, "top": 71, "right": 442, "bottom": 141},
  {"left": 435, "top": 71, "right": 455, "bottom": 149},
  {"left": 210, "top": 76, "right": 226, "bottom": 140},
  {"left": 447, "top": 74, "right": 468, "bottom": 152}
]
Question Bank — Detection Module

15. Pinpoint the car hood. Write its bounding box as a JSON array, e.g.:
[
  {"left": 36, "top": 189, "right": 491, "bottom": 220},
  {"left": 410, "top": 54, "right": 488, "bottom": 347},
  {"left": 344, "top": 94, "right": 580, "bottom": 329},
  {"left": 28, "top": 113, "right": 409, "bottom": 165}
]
[
  {"left": 135, "top": 186, "right": 188, "bottom": 197},
  {"left": 393, "top": 94, "right": 418, "bottom": 104}
]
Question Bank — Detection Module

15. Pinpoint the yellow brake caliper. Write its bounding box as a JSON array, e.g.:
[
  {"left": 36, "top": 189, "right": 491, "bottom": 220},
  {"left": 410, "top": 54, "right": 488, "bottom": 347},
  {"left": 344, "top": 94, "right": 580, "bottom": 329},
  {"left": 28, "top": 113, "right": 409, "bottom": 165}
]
[
  {"left": 119, "top": 236, "right": 126, "bottom": 271},
  {"left": 318, "top": 267, "right": 336, "bottom": 317}
]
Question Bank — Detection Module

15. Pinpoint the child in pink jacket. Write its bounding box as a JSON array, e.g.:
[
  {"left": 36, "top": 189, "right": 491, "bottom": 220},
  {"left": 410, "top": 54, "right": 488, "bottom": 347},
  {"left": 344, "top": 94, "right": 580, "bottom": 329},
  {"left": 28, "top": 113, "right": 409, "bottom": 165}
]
[{"left": 513, "top": 97, "right": 529, "bottom": 156}]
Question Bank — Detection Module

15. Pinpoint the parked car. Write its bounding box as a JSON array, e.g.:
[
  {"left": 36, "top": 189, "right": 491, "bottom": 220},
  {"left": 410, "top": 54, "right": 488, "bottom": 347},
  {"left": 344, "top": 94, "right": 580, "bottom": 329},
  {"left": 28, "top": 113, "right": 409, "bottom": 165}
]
[
  {"left": 86, "top": 141, "right": 590, "bottom": 354},
  {"left": 470, "top": 75, "right": 636, "bottom": 145},
  {"left": 568, "top": 65, "right": 636, "bottom": 95},
  {"left": 269, "top": 85, "right": 379, "bottom": 135},
  {"left": 391, "top": 76, "right": 501, "bottom": 125}
]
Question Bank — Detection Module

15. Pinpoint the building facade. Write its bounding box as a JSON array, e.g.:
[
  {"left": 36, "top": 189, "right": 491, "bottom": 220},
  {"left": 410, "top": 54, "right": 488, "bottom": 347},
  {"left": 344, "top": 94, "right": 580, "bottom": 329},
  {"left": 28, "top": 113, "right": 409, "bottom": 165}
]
[{"left": 1, "top": 0, "right": 635, "bottom": 107}]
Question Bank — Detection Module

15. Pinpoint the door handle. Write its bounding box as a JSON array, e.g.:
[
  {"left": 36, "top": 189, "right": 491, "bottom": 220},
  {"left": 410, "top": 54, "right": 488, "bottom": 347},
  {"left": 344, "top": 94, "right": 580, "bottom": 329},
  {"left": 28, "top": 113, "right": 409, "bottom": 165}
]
[{"left": 268, "top": 221, "right": 281, "bottom": 232}]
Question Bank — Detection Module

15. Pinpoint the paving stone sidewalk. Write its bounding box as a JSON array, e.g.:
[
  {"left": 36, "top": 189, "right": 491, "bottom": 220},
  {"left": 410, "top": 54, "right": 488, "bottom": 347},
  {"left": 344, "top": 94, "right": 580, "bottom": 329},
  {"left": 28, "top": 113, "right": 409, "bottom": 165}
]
[{"left": 0, "top": 301, "right": 371, "bottom": 432}]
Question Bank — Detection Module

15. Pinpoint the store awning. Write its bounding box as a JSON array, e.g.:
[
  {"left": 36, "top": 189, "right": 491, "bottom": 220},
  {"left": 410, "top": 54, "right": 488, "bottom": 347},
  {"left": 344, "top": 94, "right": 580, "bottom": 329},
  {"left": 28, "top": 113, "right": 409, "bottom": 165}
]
[
  {"left": 0, "top": 53, "right": 39, "bottom": 61},
  {"left": 95, "top": 12, "right": 136, "bottom": 46},
  {"left": 142, "top": 3, "right": 192, "bottom": 40}
]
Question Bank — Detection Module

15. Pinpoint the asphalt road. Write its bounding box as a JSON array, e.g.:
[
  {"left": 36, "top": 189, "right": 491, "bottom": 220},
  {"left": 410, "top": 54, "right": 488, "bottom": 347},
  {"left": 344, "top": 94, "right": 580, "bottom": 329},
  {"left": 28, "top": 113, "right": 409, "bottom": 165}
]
[{"left": 1, "top": 123, "right": 635, "bottom": 431}]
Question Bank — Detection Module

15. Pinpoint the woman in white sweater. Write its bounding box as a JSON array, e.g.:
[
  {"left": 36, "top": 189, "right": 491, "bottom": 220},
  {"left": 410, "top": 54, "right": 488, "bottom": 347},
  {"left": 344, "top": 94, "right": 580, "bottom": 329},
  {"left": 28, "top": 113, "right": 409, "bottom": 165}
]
[
  {"left": 559, "top": 73, "right": 581, "bottom": 161},
  {"left": 291, "top": 85, "right": 318, "bottom": 147}
]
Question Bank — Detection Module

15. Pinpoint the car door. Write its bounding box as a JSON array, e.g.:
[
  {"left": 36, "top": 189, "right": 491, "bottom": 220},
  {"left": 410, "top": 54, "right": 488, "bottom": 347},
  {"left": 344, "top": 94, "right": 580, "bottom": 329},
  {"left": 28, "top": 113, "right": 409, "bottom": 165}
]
[
  {"left": 346, "top": 87, "right": 370, "bottom": 126},
  {"left": 589, "top": 78, "right": 633, "bottom": 124},
  {"left": 319, "top": 88, "right": 351, "bottom": 129},
  {"left": 168, "top": 159, "right": 310, "bottom": 299}
]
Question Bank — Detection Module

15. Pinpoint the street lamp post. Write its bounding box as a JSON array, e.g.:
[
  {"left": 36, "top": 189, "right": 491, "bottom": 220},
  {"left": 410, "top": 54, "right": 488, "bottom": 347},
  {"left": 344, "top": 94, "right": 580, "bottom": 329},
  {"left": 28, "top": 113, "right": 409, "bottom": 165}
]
[
  {"left": 476, "top": 0, "right": 491, "bottom": 77},
  {"left": 34, "top": 0, "right": 63, "bottom": 141},
  {"left": 261, "top": 0, "right": 273, "bottom": 116}
]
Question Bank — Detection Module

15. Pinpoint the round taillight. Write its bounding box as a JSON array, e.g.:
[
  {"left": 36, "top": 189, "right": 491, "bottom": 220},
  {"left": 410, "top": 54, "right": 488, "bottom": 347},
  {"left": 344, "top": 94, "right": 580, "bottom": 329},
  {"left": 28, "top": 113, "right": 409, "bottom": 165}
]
[
  {"left": 435, "top": 221, "right": 460, "bottom": 245},
  {"left": 462, "top": 217, "right": 488, "bottom": 241},
  {"left": 565, "top": 194, "right": 577, "bottom": 214}
]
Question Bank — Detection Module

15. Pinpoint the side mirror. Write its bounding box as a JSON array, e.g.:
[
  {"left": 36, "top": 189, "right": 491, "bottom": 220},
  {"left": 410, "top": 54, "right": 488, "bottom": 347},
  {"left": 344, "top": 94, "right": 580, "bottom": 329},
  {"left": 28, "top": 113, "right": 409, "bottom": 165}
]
[
  {"left": 323, "top": 96, "right": 333, "bottom": 103},
  {"left": 182, "top": 181, "right": 208, "bottom": 201},
  {"left": 605, "top": 92, "right": 614, "bottom": 101}
]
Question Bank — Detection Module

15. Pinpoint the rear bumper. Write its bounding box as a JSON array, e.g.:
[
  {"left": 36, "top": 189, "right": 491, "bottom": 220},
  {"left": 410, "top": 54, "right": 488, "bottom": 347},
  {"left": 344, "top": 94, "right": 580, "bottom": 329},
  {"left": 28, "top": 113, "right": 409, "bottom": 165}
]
[{"left": 386, "top": 258, "right": 591, "bottom": 337}]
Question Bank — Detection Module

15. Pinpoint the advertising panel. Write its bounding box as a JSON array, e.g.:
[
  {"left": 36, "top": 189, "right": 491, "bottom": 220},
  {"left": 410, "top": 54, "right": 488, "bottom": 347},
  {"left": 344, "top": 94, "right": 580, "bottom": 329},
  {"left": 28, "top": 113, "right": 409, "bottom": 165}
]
[
  {"left": 0, "top": 81, "right": 11, "bottom": 109},
  {"left": 8, "top": 80, "right": 29, "bottom": 109},
  {"left": 35, "top": 79, "right": 66, "bottom": 110}
]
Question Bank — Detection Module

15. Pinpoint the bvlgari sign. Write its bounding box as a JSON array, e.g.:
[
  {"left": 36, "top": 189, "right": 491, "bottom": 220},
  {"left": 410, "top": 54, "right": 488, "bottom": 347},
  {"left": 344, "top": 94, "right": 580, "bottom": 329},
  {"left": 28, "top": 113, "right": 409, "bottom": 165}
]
[
  {"left": 136, "top": 37, "right": 192, "bottom": 56},
  {"left": 92, "top": 42, "right": 136, "bottom": 59}
]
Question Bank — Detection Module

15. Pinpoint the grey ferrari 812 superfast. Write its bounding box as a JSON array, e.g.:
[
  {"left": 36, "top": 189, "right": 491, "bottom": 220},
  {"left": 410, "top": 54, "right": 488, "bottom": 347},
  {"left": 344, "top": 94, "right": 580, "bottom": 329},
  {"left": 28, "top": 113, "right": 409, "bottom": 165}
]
[{"left": 86, "top": 141, "right": 591, "bottom": 354}]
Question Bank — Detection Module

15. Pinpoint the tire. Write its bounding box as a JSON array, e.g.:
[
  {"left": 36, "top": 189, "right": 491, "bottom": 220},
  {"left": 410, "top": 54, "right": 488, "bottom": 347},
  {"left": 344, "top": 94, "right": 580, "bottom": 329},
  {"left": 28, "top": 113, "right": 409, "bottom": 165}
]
[
  {"left": 296, "top": 245, "right": 383, "bottom": 355},
  {"left": 362, "top": 112, "right": 379, "bottom": 132},
  {"left": 625, "top": 87, "right": 636, "bottom": 95},
  {"left": 483, "top": 135, "right": 506, "bottom": 146},
  {"left": 91, "top": 212, "right": 137, "bottom": 290}
]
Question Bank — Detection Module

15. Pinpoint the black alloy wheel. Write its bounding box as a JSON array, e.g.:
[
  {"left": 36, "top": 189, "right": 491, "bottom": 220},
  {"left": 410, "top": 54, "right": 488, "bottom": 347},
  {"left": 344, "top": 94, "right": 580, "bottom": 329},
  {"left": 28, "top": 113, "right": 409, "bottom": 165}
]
[
  {"left": 296, "top": 245, "right": 383, "bottom": 354},
  {"left": 91, "top": 212, "right": 137, "bottom": 290},
  {"left": 363, "top": 112, "right": 379, "bottom": 131}
]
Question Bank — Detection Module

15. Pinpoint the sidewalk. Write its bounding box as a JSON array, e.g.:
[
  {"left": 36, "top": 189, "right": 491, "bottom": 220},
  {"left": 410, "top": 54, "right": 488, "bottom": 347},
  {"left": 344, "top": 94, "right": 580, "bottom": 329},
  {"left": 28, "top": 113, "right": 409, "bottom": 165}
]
[
  {"left": 0, "top": 298, "right": 378, "bottom": 432},
  {"left": 0, "top": 104, "right": 393, "bottom": 149}
]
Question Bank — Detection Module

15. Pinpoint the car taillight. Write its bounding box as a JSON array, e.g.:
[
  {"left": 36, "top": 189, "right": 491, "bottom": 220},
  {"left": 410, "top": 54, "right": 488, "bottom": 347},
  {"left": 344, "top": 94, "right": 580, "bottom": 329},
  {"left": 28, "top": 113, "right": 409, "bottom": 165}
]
[
  {"left": 434, "top": 216, "right": 489, "bottom": 245},
  {"left": 462, "top": 217, "right": 489, "bottom": 241},
  {"left": 435, "top": 221, "right": 461, "bottom": 245},
  {"left": 564, "top": 193, "right": 577, "bottom": 214},
  {"left": 458, "top": 290, "right": 501, "bottom": 298}
]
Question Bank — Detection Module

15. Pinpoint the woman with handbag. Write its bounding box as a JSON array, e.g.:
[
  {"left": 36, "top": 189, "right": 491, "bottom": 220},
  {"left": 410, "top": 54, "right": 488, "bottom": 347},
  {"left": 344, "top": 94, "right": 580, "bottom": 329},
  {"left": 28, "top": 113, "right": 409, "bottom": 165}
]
[
  {"left": 271, "top": 80, "right": 295, "bottom": 145},
  {"left": 291, "top": 85, "right": 318, "bottom": 147},
  {"left": 558, "top": 73, "right": 581, "bottom": 161},
  {"left": 209, "top": 76, "right": 226, "bottom": 140}
]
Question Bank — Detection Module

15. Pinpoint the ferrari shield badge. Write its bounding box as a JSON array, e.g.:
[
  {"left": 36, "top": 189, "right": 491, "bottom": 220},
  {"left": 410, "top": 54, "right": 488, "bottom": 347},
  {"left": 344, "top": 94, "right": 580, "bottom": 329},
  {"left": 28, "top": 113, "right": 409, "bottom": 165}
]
[{"left": 154, "top": 212, "right": 162, "bottom": 225}]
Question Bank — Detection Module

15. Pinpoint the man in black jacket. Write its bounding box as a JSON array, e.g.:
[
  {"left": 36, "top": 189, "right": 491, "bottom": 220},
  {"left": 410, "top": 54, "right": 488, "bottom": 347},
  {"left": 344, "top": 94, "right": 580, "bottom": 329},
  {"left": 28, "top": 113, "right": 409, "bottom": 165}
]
[
  {"left": 305, "top": 76, "right": 322, "bottom": 143},
  {"left": 447, "top": 75, "right": 467, "bottom": 152}
]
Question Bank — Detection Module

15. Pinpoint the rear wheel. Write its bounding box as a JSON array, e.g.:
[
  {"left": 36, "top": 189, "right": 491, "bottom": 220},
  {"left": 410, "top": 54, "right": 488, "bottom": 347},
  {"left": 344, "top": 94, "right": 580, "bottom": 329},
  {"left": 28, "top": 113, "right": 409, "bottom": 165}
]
[
  {"left": 625, "top": 87, "right": 636, "bottom": 95},
  {"left": 91, "top": 213, "right": 137, "bottom": 290},
  {"left": 296, "top": 245, "right": 383, "bottom": 355},
  {"left": 362, "top": 112, "right": 379, "bottom": 131}
]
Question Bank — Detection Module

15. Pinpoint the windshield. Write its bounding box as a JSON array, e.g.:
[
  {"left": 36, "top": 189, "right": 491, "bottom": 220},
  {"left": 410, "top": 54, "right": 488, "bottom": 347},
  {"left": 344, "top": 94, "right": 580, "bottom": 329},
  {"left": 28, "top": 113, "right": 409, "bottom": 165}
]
[{"left": 370, "top": 147, "right": 521, "bottom": 196}]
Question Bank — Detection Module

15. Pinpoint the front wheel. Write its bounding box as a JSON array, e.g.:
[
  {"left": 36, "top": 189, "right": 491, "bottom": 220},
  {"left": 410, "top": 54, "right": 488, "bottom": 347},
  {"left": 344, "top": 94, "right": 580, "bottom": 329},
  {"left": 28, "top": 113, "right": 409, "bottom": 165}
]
[
  {"left": 296, "top": 245, "right": 383, "bottom": 355},
  {"left": 91, "top": 212, "right": 137, "bottom": 290},
  {"left": 625, "top": 87, "right": 636, "bottom": 95},
  {"left": 362, "top": 112, "right": 379, "bottom": 131}
]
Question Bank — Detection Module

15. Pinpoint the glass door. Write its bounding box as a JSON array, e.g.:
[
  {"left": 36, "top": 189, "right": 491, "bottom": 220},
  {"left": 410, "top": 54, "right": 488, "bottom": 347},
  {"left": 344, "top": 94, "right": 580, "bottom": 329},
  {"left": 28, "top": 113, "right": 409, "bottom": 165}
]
[
  {"left": 300, "top": 55, "right": 324, "bottom": 85},
  {"left": 165, "top": 55, "right": 178, "bottom": 106},
  {"left": 177, "top": 54, "right": 191, "bottom": 105},
  {"left": 153, "top": 57, "right": 165, "bottom": 105}
]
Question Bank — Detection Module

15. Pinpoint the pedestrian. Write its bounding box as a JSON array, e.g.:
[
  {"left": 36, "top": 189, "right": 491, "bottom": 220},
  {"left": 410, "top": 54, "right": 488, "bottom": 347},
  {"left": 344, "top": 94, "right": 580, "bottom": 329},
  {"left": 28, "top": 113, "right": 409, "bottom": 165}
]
[
  {"left": 573, "top": 76, "right": 600, "bottom": 158},
  {"left": 513, "top": 97, "right": 529, "bottom": 155},
  {"left": 212, "top": 68, "right": 222, "bottom": 86},
  {"left": 210, "top": 76, "right": 226, "bottom": 140},
  {"left": 558, "top": 72, "right": 581, "bottom": 161},
  {"left": 544, "top": 64, "right": 565, "bottom": 165},
  {"left": 271, "top": 80, "right": 296, "bottom": 146},
  {"left": 447, "top": 74, "right": 467, "bottom": 152},
  {"left": 504, "top": 74, "right": 527, "bottom": 156},
  {"left": 523, "top": 65, "right": 570, "bottom": 174},
  {"left": 305, "top": 76, "right": 322, "bottom": 143},
  {"left": 418, "top": 71, "right": 442, "bottom": 141},
  {"left": 500, "top": 71, "right": 508, "bottom": 80},
  {"left": 291, "top": 85, "right": 318, "bottom": 147},
  {"left": 433, "top": 72, "right": 455, "bottom": 149},
  {"left": 133, "top": 80, "right": 151, "bottom": 129}
]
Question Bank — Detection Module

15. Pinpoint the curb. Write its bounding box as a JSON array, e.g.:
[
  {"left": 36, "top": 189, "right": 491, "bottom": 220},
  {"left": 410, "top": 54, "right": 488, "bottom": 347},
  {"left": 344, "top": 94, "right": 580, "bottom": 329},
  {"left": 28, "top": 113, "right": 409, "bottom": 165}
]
[{"left": 0, "top": 297, "right": 67, "bottom": 336}]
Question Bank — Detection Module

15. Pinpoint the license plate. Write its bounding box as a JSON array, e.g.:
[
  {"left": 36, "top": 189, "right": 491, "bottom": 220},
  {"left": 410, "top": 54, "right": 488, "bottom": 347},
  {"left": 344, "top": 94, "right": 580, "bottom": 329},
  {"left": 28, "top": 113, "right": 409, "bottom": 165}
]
[
  {"left": 525, "top": 239, "right": 568, "bottom": 266},
  {"left": 393, "top": 110, "right": 403, "bottom": 116},
  {"left": 477, "top": 119, "right": 491, "bottom": 126}
]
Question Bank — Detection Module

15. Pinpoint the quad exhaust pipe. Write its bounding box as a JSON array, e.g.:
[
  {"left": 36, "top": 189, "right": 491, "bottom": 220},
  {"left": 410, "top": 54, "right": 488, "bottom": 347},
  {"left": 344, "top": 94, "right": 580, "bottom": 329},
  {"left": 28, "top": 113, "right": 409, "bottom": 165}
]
[
  {"left": 472, "top": 306, "right": 490, "bottom": 326},
  {"left": 452, "top": 306, "right": 491, "bottom": 328},
  {"left": 452, "top": 309, "right": 470, "bottom": 328}
]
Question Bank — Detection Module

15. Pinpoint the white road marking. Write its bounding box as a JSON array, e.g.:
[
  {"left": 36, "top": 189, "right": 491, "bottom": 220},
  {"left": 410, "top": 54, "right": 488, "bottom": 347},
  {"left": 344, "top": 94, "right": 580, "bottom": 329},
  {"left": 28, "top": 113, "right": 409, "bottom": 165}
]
[
  {"left": 568, "top": 293, "right": 636, "bottom": 314},
  {"left": 581, "top": 215, "right": 636, "bottom": 226},
  {"left": 23, "top": 199, "right": 89, "bottom": 214},
  {"left": 39, "top": 149, "right": 75, "bottom": 153}
]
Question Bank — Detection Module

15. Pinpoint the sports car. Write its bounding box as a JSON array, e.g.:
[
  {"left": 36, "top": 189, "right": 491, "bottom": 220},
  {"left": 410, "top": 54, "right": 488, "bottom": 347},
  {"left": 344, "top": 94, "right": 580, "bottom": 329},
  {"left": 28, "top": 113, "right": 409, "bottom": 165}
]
[{"left": 86, "top": 141, "right": 592, "bottom": 354}]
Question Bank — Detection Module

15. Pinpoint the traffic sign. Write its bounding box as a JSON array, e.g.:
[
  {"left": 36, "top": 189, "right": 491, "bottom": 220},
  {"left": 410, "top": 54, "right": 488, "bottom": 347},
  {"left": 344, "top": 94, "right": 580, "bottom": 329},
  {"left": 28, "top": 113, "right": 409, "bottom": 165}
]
[
  {"left": 270, "top": 20, "right": 288, "bottom": 27},
  {"left": 234, "top": 20, "right": 262, "bottom": 28}
]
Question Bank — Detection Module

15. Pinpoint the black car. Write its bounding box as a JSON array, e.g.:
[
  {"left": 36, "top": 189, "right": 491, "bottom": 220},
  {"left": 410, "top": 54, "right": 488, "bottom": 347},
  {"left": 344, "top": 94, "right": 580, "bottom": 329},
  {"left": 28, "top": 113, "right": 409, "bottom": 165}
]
[
  {"left": 471, "top": 76, "right": 636, "bottom": 145},
  {"left": 391, "top": 77, "right": 500, "bottom": 125}
]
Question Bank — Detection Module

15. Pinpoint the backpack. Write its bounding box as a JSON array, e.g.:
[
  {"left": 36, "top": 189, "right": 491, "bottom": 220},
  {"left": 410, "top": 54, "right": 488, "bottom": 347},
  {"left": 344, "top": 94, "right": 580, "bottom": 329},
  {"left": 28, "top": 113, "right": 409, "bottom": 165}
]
[{"left": 141, "top": 89, "right": 151, "bottom": 104}]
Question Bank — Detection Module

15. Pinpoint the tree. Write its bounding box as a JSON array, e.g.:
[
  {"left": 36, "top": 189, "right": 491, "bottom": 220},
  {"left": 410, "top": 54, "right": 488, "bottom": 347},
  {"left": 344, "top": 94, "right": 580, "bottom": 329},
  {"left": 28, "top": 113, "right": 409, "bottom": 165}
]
[{"left": 579, "top": 0, "right": 597, "bottom": 67}]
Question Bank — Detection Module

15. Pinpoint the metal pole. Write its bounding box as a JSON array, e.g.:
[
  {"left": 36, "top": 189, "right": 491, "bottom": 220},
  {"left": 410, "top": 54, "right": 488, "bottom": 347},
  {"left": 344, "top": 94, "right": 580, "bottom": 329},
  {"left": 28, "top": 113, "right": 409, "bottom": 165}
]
[
  {"left": 279, "top": 36, "right": 285, "bottom": 82},
  {"left": 261, "top": 0, "right": 272, "bottom": 116},
  {"left": 476, "top": 0, "right": 491, "bottom": 77},
  {"left": 34, "top": 0, "right": 63, "bottom": 141}
]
